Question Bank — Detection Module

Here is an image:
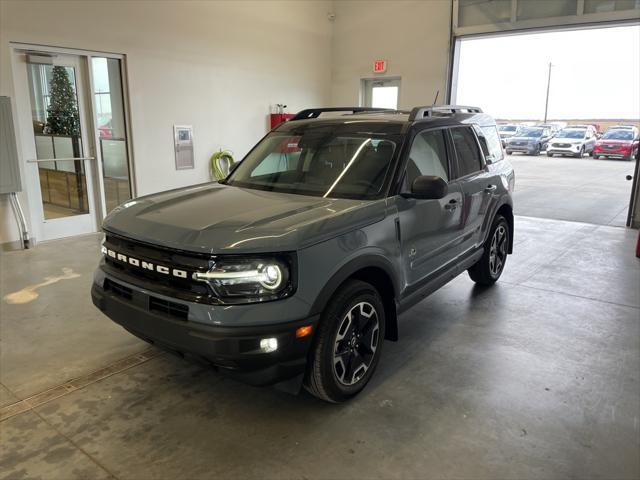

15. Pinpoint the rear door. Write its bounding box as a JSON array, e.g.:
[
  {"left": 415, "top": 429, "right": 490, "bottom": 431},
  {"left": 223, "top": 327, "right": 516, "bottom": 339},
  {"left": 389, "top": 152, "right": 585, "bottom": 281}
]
[
  {"left": 396, "top": 128, "right": 465, "bottom": 290},
  {"left": 449, "top": 126, "right": 496, "bottom": 252}
]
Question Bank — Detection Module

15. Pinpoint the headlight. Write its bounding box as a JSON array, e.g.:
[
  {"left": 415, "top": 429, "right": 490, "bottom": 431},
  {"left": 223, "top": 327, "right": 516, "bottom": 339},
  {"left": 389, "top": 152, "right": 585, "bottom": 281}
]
[{"left": 193, "top": 255, "right": 295, "bottom": 304}]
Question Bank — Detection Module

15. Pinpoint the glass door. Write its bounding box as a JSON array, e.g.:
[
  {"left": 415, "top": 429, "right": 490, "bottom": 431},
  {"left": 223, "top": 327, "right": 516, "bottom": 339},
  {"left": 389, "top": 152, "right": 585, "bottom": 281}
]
[
  {"left": 362, "top": 77, "right": 401, "bottom": 110},
  {"left": 90, "top": 57, "right": 132, "bottom": 214},
  {"left": 25, "top": 53, "right": 99, "bottom": 240}
]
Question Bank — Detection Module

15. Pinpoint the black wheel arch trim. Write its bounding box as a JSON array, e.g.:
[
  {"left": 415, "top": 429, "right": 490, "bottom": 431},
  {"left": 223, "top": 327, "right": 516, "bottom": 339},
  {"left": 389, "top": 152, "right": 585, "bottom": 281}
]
[
  {"left": 484, "top": 200, "right": 514, "bottom": 254},
  {"left": 309, "top": 254, "right": 400, "bottom": 341}
]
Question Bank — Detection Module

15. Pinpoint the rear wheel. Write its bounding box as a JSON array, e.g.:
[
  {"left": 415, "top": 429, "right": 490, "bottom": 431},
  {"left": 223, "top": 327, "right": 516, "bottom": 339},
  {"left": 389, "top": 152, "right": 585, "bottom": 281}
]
[
  {"left": 468, "top": 215, "right": 509, "bottom": 286},
  {"left": 304, "top": 280, "right": 385, "bottom": 403}
]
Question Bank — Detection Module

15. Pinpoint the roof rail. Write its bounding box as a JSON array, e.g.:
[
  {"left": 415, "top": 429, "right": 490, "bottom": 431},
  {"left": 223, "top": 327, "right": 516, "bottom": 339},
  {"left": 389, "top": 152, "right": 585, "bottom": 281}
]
[
  {"left": 409, "top": 105, "right": 483, "bottom": 122},
  {"left": 290, "top": 107, "right": 394, "bottom": 121}
]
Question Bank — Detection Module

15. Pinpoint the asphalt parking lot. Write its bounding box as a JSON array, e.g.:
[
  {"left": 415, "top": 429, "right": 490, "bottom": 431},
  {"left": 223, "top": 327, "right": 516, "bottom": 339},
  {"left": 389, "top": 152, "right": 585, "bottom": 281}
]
[{"left": 508, "top": 153, "right": 636, "bottom": 226}]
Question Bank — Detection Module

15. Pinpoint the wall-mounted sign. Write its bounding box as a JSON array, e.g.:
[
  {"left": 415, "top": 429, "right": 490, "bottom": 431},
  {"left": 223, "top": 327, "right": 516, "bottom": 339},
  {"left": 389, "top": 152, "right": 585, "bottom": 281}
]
[
  {"left": 373, "top": 60, "right": 387, "bottom": 73},
  {"left": 174, "top": 125, "right": 194, "bottom": 170}
]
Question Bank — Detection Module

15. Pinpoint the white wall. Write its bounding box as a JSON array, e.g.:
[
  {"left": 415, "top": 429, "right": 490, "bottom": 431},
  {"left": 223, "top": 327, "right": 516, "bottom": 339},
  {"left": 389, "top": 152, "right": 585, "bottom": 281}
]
[
  {"left": 0, "top": 0, "right": 457, "bottom": 248},
  {"left": 0, "top": 0, "right": 333, "bottom": 246},
  {"left": 330, "top": 0, "right": 452, "bottom": 109}
]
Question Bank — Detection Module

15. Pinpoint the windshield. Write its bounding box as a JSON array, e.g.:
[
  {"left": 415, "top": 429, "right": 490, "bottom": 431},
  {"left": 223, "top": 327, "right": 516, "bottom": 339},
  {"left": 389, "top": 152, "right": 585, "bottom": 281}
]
[
  {"left": 517, "top": 128, "right": 544, "bottom": 138},
  {"left": 603, "top": 130, "right": 634, "bottom": 140},
  {"left": 225, "top": 131, "right": 398, "bottom": 199},
  {"left": 498, "top": 125, "right": 517, "bottom": 132},
  {"left": 557, "top": 129, "right": 586, "bottom": 139}
]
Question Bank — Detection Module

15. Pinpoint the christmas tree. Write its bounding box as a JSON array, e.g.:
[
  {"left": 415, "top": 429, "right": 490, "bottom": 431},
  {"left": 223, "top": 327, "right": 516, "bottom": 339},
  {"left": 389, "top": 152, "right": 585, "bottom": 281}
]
[{"left": 45, "top": 66, "right": 80, "bottom": 136}]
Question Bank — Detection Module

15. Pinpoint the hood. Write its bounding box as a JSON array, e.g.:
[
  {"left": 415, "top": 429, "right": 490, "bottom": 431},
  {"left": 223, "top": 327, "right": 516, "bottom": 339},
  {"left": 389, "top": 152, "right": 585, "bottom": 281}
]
[
  {"left": 102, "top": 183, "right": 385, "bottom": 254},
  {"left": 508, "top": 135, "right": 540, "bottom": 141},
  {"left": 553, "top": 137, "right": 584, "bottom": 143}
]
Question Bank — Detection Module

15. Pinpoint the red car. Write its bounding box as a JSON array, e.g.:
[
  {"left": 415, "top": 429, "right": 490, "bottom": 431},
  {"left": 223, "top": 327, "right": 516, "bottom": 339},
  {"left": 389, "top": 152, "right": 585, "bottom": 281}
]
[{"left": 593, "top": 127, "right": 639, "bottom": 161}]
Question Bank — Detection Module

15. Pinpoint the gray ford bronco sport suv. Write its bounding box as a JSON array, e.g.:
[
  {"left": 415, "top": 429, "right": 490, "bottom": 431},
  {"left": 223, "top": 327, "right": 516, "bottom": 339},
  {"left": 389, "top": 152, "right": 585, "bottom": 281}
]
[{"left": 92, "top": 105, "right": 515, "bottom": 403}]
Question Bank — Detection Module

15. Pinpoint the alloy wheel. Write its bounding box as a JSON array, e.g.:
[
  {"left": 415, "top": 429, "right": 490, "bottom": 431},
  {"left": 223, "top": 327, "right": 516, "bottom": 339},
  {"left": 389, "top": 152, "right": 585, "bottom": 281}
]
[
  {"left": 489, "top": 225, "right": 508, "bottom": 277},
  {"left": 333, "top": 302, "right": 380, "bottom": 386}
]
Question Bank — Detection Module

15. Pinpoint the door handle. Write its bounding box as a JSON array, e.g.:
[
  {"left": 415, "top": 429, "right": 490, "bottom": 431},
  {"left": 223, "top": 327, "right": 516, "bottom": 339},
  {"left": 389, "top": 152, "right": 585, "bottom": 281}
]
[
  {"left": 445, "top": 199, "right": 458, "bottom": 211},
  {"left": 484, "top": 185, "right": 497, "bottom": 193}
]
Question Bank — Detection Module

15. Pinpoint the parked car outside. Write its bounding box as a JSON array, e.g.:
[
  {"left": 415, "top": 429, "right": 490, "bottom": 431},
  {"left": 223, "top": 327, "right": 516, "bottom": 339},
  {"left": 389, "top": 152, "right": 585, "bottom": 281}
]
[
  {"left": 593, "top": 126, "right": 639, "bottom": 161},
  {"left": 537, "top": 123, "right": 561, "bottom": 136},
  {"left": 504, "top": 126, "right": 553, "bottom": 155},
  {"left": 497, "top": 124, "right": 520, "bottom": 146},
  {"left": 91, "top": 105, "right": 515, "bottom": 403},
  {"left": 547, "top": 126, "right": 597, "bottom": 157}
]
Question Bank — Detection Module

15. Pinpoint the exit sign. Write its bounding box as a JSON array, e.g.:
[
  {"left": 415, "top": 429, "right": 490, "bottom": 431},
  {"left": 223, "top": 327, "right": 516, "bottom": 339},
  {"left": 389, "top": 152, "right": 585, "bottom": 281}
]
[{"left": 373, "top": 60, "right": 387, "bottom": 73}]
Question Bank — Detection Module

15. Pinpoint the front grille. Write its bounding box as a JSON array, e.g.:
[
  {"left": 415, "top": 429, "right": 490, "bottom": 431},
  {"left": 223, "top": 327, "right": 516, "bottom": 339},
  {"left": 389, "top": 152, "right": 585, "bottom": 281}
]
[
  {"left": 149, "top": 296, "right": 189, "bottom": 320},
  {"left": 104, "top": 278, "right": 133, "bottom": 301},
  {"left": 603, "top": 144, "right": 620, "bottom": 149},
  {"left": 102, "top": 233, "right": 213, "bottom": 303},
  {"left": 552, "top": 143, "right": 571, "bottom": 148}
]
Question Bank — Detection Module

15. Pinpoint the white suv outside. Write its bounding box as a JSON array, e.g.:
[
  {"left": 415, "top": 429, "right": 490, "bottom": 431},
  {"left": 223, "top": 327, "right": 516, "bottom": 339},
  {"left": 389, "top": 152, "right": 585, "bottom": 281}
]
[{"left": 547, "top": 126, "right": 597, "bottom": 158}]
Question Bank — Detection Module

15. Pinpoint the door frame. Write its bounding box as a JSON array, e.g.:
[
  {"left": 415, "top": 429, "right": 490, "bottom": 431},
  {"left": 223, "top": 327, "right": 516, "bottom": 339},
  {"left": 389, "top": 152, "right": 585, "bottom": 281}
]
[
  {"left": 360, "top": 76, "right": 402, "bottom": 109},
  {"left": 10, "top": 42, "right": 136, "bottom": 243}
]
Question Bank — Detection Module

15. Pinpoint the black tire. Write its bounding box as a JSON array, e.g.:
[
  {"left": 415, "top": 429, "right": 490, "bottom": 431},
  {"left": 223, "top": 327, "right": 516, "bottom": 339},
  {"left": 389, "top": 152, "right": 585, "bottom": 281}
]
[
  {"left": 574, "top": 146, "right": 584, "bottom": 158},
  {"left": 531, "top": 144, "right": 540, "bottom": 156},
  {"left": 468, "top": 215, "right": 510, "bottom": 286},
  {"left": 506, "top": 150, "right": 512, "bottom": 155},
  {"left": 304, "top": 279, "right": 385, "bottom": 403},
  {"left": 593, "top": 154, "right": 600, "bottom": 160},
  {"left": 547, "top": 152, "right": 553, "bottom": 157}
]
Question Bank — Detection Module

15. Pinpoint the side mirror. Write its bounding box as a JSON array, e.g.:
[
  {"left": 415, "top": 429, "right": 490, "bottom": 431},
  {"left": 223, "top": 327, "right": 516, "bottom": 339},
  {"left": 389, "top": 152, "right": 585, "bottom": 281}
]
[{"left": 404, "top": 175, "right": 448, "bottom": 200}]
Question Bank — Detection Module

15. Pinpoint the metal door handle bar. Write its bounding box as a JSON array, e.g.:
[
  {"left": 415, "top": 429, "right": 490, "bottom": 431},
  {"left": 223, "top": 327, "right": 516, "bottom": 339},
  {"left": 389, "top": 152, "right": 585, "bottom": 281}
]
[{"left": 27, "top": 157, "right": 95, "bottom": 163}]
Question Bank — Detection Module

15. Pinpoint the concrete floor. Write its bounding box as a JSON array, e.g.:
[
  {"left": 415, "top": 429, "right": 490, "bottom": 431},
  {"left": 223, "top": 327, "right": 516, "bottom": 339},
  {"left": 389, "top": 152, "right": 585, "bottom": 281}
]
[
  {"left": 1, "top": 216, "right": 639, "bottom": 479},
  {"left": 509, "top": 154, "right": 636, "bottom": 227}
]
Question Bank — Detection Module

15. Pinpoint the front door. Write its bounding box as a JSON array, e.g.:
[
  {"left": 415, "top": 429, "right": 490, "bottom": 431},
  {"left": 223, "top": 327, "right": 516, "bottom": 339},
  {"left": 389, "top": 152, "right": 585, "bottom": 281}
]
[
  {"left": 397, "top": 128, "right": 465, "bottom": 291},
  {"left": 22, "top": 53, "right": 99, "bottom": 240}
]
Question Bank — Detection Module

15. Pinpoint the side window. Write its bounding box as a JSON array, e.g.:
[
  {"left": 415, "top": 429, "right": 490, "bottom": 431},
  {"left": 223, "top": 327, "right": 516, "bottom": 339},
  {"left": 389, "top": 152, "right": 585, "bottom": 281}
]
[
  {"left": 404, "top": 129, "right": 449, "bottom": 188},
  {"left": 450, "top": 127, "right": 482, "bottom": 178},
  {"left": 479, "top": 125, "right": 504, "bottom": 162}
]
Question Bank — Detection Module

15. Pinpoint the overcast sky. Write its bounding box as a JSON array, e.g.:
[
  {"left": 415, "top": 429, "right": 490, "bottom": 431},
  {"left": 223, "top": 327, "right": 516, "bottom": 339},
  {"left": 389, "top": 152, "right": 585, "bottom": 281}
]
[{"left": 454, "top": 25, "right": 640, "bottom": 120}]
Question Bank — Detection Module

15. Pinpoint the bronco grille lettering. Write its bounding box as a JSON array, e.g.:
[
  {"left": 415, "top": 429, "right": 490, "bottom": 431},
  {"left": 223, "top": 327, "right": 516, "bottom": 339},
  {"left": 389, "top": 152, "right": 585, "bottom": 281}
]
[{"left": 102, "top": 246, "right": 188, "bottom": 279}]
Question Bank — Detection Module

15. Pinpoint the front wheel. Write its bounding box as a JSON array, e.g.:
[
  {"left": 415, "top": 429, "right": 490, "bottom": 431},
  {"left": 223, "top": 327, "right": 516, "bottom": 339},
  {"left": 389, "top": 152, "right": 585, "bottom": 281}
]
[
  {"left": 547, "top": 152, "right": 554, "bottom": 157},
  {"left": 506, "top": 150, "right": 513, "bottom": 155},
  {"left": 575, "top": 146, "right": 585, "bottom": 158},
  {"left": 304, "top": 279, "right": 385, "bottom": 403},
  {"left": 468, "top": 215, "right": 510, "bottom": 286}
]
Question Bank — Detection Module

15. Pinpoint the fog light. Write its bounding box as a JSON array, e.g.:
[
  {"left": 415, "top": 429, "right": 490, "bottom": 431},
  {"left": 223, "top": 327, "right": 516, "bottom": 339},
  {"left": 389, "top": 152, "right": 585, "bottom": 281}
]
[{"left": 260, "top": 338, "right": 278, "bottom": 353}]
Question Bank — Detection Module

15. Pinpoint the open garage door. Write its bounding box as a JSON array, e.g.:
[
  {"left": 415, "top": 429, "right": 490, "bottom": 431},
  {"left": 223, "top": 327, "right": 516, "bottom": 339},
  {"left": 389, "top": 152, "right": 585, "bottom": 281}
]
[{"left": 449, "top": 1, "right": 640, "bottom": 227}]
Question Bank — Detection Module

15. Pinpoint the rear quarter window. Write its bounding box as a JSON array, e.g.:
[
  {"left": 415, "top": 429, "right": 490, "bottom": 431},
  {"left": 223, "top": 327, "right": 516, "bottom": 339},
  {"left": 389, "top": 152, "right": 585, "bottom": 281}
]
[{"left": 475, "top": 125, "right": 504, "bottom": 163}]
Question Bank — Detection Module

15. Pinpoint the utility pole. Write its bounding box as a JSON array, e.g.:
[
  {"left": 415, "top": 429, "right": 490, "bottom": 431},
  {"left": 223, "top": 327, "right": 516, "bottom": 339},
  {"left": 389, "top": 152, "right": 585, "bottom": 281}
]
[{"left": 544, "top": 62, "right": 553, "bottom": 123}]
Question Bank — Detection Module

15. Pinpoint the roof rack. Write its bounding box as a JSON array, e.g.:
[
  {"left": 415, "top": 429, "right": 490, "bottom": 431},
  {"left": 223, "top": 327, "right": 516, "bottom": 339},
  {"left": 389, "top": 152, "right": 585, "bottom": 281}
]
[
  {"left": 290, "top": 107, "right": 394, "bottom": 121},
  {"left": 409, "top": 105, "right": 483, "bottom": 122}
]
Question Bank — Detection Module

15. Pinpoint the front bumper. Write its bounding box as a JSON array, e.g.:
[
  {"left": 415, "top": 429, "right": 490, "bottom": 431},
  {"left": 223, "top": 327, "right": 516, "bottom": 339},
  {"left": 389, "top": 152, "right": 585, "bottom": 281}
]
[
  {"left": 593, "top": 148, "right": 631, "bottom": 159},
  {"left": 547, "top": 144, "right": 582, "bottom": 155},
  {"left": 91, "top": 278, "right": 318, "bottom": 386}
]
